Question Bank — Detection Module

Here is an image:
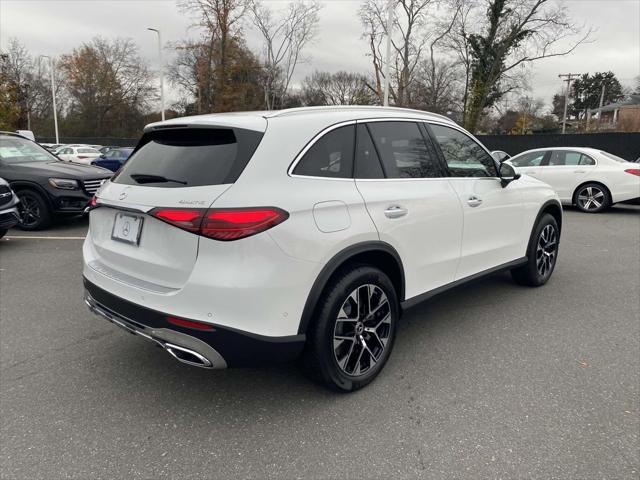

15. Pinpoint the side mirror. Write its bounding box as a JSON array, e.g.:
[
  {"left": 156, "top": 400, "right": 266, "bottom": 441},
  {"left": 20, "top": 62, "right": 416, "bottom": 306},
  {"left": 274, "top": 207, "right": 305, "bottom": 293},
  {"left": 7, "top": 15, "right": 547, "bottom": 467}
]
[{"left": 499, "top": 162, "right": 520, "bottom": 187}]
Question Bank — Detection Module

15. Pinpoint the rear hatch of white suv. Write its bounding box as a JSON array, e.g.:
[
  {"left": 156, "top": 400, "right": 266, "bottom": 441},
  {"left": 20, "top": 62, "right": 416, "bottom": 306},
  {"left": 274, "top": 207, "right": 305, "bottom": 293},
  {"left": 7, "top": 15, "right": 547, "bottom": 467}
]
[{"left": 86, "top": 124, "right": 265, "bottom": 291}]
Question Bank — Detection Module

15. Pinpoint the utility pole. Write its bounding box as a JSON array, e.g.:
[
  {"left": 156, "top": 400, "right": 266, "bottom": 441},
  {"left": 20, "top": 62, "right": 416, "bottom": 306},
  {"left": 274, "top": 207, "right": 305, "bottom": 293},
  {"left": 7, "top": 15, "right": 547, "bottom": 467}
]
[
  {"left": 558, "top": 73, "right": 580, "bottom": 134},
  {"left": 383, "top": 0, "right": 394, "bottom": 107},
  {"left": 597, "top": 82, "right": 606, "bottom": 120},
  {"left": 40, "top": 55, "right": 59, "bottom": 144},
  {"left": 147, "top": 28, "right": 165, "bottom": 121}
]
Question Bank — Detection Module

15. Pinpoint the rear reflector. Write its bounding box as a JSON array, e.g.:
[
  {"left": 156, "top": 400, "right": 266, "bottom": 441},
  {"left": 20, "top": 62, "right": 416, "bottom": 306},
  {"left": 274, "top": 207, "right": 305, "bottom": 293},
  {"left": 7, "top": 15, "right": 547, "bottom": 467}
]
[
  {"left": 149, "top": 207, "right": 288, "bottom": 241},
  {"left": 624, "top": 169, "right": 640, "bottom": 177},
  {"left": 167, "top": 316, "right": 215, "bottom": 331}
]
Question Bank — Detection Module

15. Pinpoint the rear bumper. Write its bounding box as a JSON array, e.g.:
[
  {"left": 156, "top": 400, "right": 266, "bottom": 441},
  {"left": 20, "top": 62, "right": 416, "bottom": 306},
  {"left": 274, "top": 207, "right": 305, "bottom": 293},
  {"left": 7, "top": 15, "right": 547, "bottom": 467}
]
[{"left": 84, "top": 278, "right": 306, "bottom": 368}]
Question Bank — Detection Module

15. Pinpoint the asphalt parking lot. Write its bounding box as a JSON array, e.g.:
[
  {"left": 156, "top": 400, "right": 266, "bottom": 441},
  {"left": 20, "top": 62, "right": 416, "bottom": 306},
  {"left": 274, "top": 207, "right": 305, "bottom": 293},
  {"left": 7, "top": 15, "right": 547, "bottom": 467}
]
[{"left": 1, "top": 206, "right": 639, "bottom": 479}]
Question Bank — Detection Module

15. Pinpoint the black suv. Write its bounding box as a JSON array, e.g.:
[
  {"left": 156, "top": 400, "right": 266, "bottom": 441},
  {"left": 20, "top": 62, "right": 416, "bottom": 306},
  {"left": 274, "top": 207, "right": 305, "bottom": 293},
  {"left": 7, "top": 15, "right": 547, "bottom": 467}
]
[{"left": 0, "top": 132, "right": 112, "bottom": 230}]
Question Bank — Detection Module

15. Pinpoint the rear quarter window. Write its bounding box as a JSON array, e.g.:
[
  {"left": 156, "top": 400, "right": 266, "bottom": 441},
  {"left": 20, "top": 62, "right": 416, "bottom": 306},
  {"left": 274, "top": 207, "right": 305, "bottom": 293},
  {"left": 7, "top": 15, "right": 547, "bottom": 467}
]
[{"left": 113, "top": 128, "right": 263, "bottom": 188}]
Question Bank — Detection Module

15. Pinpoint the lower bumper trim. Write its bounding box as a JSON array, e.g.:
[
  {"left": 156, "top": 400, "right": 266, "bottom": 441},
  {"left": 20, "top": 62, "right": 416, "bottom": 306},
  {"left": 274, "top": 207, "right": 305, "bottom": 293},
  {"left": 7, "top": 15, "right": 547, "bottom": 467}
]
[
  {"left": 83, "top": 278, "right": 306, "bottom": 368},
  {"left": 84, "top": 293, "right": 225, "bottom": 369}
]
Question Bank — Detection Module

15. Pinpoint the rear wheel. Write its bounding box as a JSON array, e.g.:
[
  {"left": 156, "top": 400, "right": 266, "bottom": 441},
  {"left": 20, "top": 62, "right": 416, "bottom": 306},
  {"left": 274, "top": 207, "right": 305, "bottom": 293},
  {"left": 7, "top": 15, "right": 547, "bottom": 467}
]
[
  {"left": 574, "top": 183, "right": 610, "bottom": 213},
  {"left": 304, "top": 266, "right": 399, "bottom": 392},
  {"left": 17, "top": 190, "right": 51, "bottom": 230},
  {"left": 0, "top": 228, "right": 6, "bottom": 239},
  {"left": 511, "top": 213, "right": 559, "bottom": 287}
]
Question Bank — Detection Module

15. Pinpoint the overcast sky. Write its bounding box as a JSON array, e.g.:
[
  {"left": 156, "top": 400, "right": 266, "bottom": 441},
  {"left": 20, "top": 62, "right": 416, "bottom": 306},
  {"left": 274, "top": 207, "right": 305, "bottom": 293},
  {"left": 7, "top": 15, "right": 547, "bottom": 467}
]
[{"left": 1, "top": 0, "right": 639, "bottom": 111}]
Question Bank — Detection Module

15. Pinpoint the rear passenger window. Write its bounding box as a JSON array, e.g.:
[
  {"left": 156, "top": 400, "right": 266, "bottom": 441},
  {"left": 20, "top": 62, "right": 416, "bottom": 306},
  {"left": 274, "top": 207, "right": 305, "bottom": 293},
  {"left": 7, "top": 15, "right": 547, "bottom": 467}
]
[
  {"left": 430, "top": 124, "right": 497, "bottom": 177},
  {"left": 113, "top": 128, "right": 263, "bottom": 188},
  {"left": 366, "top": 122, "right": 443, "bottom": 178},
  {"left": 293, "top": 125, "right": 355, "bottom": 178},
  {"left": 548, "top": 151, "right": 596, "bottom": 166},
  {"left": 355, "top": 124, "right": 384, "bottom": 179}
]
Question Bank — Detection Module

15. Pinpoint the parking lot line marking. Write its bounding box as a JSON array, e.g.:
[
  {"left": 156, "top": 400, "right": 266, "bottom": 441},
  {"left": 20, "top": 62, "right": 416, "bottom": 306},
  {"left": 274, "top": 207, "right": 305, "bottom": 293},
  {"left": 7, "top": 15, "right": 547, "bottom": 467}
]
[{"left": 4, "top": 235, "right": 86, "bottom": 240}]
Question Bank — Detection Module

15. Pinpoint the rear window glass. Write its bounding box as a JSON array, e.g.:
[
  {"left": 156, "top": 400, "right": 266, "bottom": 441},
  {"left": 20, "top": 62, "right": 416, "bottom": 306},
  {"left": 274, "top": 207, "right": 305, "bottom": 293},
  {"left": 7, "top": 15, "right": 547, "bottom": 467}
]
[
  {"left": 293, "top": 125, "right": 355, "bottom": 178},
  {"left": 78, "top": 148, "right": 97, "bottom": 153},
  {"left": 113, "top": 128, "right": 263, "bottom": 188}
]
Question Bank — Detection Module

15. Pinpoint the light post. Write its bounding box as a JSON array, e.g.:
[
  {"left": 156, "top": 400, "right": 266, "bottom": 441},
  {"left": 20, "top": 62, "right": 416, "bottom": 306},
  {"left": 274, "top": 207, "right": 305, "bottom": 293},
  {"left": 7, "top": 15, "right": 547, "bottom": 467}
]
[
  {"left": 383, "top": 0, "right": 394, "bottom": 107},
  {"left": 147, "top": 28, "right": 165, "bottom": 121},
  {"left": 40, "top": 55, "right": 59, "bottom": 144}
]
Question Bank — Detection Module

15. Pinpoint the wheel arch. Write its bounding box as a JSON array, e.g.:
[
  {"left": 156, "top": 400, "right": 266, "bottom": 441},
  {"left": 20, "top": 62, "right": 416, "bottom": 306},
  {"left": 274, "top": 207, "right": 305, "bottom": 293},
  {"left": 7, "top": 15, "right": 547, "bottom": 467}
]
[
  {"left": 572, "top": 180, "right": 612, "bottom": 206},
  {"left": 538, "top": 199, "right": 563, "bottom": 234},
  {"left": 524, "top": 199, "right": 563, "bottom": 258},
  {"left": 297, "top": 241, "right": 405, "bottom": 335},
  {"left": 9, "top": 181, "right": 53, "bottom": 209}
]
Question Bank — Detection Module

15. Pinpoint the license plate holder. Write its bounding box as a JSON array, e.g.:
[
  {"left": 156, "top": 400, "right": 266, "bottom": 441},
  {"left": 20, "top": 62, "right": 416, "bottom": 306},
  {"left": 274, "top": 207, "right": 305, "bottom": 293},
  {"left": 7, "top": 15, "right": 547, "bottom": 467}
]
[{"left": 111, "top": 212, "right": 143, "bottom": 246}]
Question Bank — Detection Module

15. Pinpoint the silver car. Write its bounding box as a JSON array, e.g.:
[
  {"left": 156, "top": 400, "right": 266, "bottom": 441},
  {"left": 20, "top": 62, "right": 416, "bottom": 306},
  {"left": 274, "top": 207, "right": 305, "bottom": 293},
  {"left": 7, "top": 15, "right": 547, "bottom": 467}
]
[{"left": 0, "top": 177, "right": 20, "bottom": 238}]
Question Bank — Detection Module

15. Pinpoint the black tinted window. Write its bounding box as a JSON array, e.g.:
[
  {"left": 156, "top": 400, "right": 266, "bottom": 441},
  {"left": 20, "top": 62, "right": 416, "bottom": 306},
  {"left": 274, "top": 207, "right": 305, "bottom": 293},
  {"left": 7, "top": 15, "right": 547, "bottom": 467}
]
[
  {"left": 293, "top": 125, "right": 355, "bottom": 178},
  {"left": 355, "top": 124, "right": 384, "bottom": 179},
  {"left": 430, "top": 124, "right": 497, "bottom": 177},
  {"left": 367, "top": 122, "right": 442, "bottom": 178},
  {"left": 113, "top": 128, "right": 263, "bottom": 188}
]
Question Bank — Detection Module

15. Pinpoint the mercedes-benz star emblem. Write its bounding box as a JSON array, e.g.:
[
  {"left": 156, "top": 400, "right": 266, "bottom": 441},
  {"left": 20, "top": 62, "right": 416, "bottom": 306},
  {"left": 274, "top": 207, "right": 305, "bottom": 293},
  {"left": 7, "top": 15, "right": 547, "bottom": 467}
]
[{"left": 122, "top": 221, "right": 131, "bottom": 236}]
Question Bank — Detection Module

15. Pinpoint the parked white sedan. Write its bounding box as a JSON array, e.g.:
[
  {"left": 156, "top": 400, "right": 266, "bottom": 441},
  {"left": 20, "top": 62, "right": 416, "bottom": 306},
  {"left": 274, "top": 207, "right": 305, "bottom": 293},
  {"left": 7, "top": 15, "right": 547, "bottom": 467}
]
[
  {"left": 505, "top": 147, "right": 640, "bottom": 213},
  {"left": 55, "top": 146, "right": 102, "bottom": 165}
]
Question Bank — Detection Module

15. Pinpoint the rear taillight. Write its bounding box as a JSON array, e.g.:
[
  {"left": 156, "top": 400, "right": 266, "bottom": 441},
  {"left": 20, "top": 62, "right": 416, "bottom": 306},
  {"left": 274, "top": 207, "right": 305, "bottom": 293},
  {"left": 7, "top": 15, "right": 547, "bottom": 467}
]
[
  {"left": 149, "top": 207, "right": 288, "bottom": 241},
  {"left": 624, "top": 169, "right": 640, "bottom": 177},
  {"left": 85, "top": 195, "right": 99, "bottom": 212},
  {"left": 151, "top": 208, "right": 203, "bottom": 232}
]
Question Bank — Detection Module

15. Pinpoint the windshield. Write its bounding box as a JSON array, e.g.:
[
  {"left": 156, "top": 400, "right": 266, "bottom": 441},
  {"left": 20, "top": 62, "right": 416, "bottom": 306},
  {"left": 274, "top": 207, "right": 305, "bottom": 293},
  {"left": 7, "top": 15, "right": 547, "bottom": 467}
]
[
  {"left": 599, "top": 151, "right": 630, "bottom": 163},
  {"left": 0, "top": 136, "right": 58, "bottom": 164}
]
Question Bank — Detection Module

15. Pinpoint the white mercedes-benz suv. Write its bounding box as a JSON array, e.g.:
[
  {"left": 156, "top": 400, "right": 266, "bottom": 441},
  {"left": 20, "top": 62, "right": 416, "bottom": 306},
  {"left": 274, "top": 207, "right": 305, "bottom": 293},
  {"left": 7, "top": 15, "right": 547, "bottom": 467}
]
[{"left": 83, "top": 106, "right": 562, "bottom": 391}]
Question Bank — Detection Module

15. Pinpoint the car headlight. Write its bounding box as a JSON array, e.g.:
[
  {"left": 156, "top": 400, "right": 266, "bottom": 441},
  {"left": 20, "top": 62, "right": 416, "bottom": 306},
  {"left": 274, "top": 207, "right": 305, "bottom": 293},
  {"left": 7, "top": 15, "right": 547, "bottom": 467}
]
[{"left": 48, "top": 178, "right": 80, "bottom": 190}]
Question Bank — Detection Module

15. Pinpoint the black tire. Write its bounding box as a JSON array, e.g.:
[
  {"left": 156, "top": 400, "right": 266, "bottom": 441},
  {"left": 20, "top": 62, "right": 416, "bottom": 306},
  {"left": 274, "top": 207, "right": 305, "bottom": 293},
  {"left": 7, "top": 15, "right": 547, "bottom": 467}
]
[
  {"left": 574, "top": 183, "right": 611, "bottom": 213},
  {"left": 16, "top": 190, "right": 52, "bottom": 230},
  {"left": 303, "top": 265, "right": 399, "bottom": 392},
  {"left": 511, "top": 213, "right": 559, "bottom": 287},
  {"left": 0, "top": 228, "right": 6, "bottom": 239}
]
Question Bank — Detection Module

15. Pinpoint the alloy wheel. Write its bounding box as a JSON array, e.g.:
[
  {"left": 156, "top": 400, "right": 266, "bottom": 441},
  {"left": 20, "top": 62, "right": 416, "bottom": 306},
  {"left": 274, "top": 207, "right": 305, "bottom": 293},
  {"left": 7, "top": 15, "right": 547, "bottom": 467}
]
[
  {"left": 536, "top": 224, "right": 557, "bottom": 277},
  {"left": 333, "top": 284, "right": 392, "bottom": 377},
  {"left": 577, "top": 186, "right": 605, "bottom": 211},
  {"left": 17, "top": 193, "right": 41, "bottom": 228}
]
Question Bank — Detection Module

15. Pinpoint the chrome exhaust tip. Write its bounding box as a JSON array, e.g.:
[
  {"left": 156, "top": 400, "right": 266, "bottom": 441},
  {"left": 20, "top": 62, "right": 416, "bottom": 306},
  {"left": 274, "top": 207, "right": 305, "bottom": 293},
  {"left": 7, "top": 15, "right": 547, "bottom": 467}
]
[{"left": 164, "top": 343, "right": 213, "bottom": 368}]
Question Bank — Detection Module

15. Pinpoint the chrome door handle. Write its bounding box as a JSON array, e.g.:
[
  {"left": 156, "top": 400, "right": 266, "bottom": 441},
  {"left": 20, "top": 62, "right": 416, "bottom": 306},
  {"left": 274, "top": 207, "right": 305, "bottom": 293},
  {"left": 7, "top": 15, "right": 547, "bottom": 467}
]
[
  {"left": 384, "top": 205, "right": 408, "bottom": 219},
  {"left": 467, "top": 196, "right": 483, "bottom": 207},
  {"left": 574, "top": 170, "right": 586, "bottom": 173}
]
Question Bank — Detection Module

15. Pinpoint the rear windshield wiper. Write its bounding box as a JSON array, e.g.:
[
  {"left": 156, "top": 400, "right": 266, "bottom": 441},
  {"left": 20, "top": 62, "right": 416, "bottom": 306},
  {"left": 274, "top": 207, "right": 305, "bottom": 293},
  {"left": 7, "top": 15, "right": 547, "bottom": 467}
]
[{"left": 130, "top": 174, "right": 187, "bottom": 185}]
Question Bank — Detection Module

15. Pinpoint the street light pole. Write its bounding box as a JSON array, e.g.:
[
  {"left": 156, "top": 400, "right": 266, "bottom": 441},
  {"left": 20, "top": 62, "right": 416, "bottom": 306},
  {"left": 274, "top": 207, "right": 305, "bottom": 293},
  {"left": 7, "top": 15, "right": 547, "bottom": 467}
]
[
  {"left": 383, "top": 0, "right": 394, "bottom": 107},
  {"left": 147, "top": 28, "right": 165, "bottom": 121},
  {"left": 40, "top": 55, "right": 59, "bottom": 144}
]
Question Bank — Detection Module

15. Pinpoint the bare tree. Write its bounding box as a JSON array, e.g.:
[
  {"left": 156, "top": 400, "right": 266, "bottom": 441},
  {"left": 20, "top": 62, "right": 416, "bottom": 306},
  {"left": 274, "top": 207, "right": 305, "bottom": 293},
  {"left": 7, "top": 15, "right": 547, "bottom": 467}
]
[
  {"left": 360, "top": 0, "right": 441, "bottom": 107},
  {"left": 179, "top": 0, "right": 249, "bottom": 111},
  {"left": 301, "top": 70, "right": 376, "bottom": 106},
  {"left": 248, "top": 0, "right": 321, "bottom": 109},
  {"left": 462, "top": 0, "right": 592, "bottom": 133},
  {"left": 58, "top": 37, "right": 155, "bottom": 136}
]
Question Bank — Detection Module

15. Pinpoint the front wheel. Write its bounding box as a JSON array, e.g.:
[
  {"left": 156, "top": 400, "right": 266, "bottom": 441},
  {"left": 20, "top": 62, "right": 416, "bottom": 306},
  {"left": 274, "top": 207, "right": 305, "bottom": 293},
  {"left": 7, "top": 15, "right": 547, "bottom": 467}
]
[
  {"left": 304, "top": 266, "right": 399, "bottom": 392},
  {"left": 17, "top": 190, "right": 51, "bottom": 230},
  {"left": 511, "top": 213, "right": 559, "bottom": 287}
]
